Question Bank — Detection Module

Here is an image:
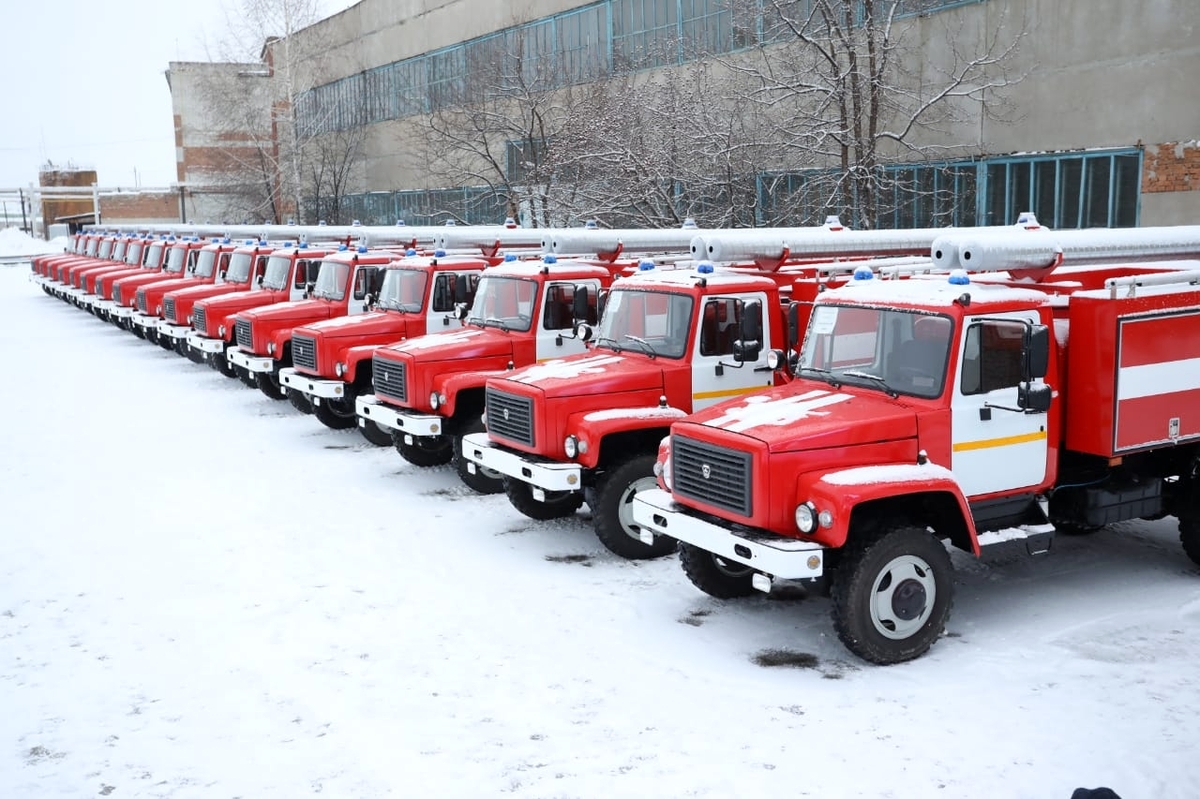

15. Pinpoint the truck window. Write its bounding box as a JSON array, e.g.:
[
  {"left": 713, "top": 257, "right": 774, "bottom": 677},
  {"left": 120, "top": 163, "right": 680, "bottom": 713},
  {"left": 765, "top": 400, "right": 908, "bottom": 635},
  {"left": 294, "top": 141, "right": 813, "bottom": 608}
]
[
  {"left": 543, "top": 283, "right": 598, "bottom": 329},
  {"left": 960, "top": 320, "right": 1026, "bottom": 395},
  {"left": 700, "top": 298, "right": 743, "bottom": 357},
  {"left": 431, "top": 273, "right": 475, "bottom": 313},
  {"left": 595, "top": 289, "right": 692, "bottom": 359},
  {"left": 469, "top": 276, "right": 537, "bottom": 332}
]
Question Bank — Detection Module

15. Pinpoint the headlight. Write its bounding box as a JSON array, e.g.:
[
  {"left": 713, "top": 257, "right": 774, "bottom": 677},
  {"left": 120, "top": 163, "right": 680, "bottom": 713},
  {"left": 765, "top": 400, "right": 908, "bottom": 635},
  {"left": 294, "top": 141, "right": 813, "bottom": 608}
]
[
  {"left": 335, "top": 362, "right": 345, "bottom": 377},
  {"left": 564, "top": 435, "right": 578, "bottom": 458},
  {"left": 155, "top": 304, "right": 162, "bottom": 315},
  {"left": 766, "top": 349, "right": 785, "bottom": 370},
  {"left": 819, "top": 509, "right": 834, "bottom": 529},
  {"left": 653, "top": 453, "right": 673, "bottom": 490},
  {"left": 218, "top": 324, "right": 226, "bottom": 337},
  {"left": 267, "top": 341, "right": 276, "bottom": 355},
  {"left": 429, "top": 391, "right": 440, "bottom": 409},
  {"left": 795, "top": 502, "right": 816, "bottom": 533},
  {"left": 186, "top": 314, "right": 193, "bottom": 324}
]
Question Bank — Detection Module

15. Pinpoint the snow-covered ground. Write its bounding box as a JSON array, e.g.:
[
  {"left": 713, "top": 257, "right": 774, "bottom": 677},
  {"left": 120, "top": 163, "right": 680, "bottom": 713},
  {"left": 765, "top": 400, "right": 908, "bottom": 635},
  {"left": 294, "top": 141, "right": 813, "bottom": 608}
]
[
  {"left": 2, "top": 265, "right": 1198, "bottom": 798},
  {"left": 0, "top": 228, "right": 65, "bottom": 261}
]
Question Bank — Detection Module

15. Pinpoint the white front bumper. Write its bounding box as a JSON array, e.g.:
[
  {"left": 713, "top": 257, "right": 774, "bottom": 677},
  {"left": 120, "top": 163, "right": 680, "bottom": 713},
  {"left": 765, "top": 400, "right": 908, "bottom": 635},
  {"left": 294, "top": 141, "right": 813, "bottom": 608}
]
[
  {"left": 131, "top": 312, "right": 161, "bottom": 331},
  {"left": 111, "top": 305, "right": 136, "bottom": 320},
  {"left": 227, "top": 348, "right": 275, "bottom": 374},
  {"left": 157, "top": 319, "right": 192, "bottom": 341},
  {"left": 460, "top": 433, "right": 582, "bottom": 491},
  {"left": 355, "top": 394, "right": 443, "bottom": 436},
  {"left": 187, "top": 331, "right": 226, "bottom": 354},
  {"left": 64, "top": 286, "right": 87, "bottom": 300},
  {"left": 279, "top": 368, "right": 347, "bottom": 399},
  {"left": 93, "top": 299, "right": 115, "bottom": 314},
  {"left": 631, "top": 488, "right": 826, "bottom": 579}
]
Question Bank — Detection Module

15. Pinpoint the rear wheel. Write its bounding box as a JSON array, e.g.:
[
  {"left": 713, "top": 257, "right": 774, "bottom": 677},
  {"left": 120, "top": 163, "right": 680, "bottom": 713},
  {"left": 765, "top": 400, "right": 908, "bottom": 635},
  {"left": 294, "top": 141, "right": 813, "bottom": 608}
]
[
  {"left": 679, "top": 543, "right": 757, "bottom": 598},
  {"left": 391, "top": 429, "right": 453, "bottom": 466},
  {"left": 452, "top": 417, "right": 504, "bottom": 494},
  {"left": 503, "top": 476, "right": 583, "bottom": 521},
  {"left": 314, "top": 397, "right": 358, "bottom": 430},
  {"left": 592, "top": 454, "right": 676, "bottom": 559},
  {"left": 831, "top": 524, "right": 953, "bottom": 665}
]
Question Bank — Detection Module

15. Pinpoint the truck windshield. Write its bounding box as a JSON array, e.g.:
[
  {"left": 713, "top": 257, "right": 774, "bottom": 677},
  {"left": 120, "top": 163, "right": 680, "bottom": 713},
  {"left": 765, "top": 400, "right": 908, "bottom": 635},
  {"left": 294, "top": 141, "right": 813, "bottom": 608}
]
[
  {"left": 98, "top": 240, "right": 113, "bottom": 259},
  {"left": 800, "top": 305, "right": 954, "bottom": 399},
  {"left": 594, "top": 289, "right": 693, "bottom": 359},
  {"left": 193, "top": 250, "right": 217, "bottom": 278},
  {"left": 112, "top": 241, "right": 127, "bottom": 260},
  {"left": 143, "top": 244, "right": 163, "bottom": 268},
  {"left": 312, "top": 260, "right": 349, "bottom": 301},
  {"left": 125, "top": 243, "right": 143, "bottom": 265},
  {"left": 262, "top": 255, "right": 292, "bottom": 290},
  {"left": 165, "top": 246, "right": 188, "bottom": 273},
  {"left": 467, "top": 276, "right": 536, "bottom": 331},
  {"left": 85, "top": 239, "right": 99, "bottom": 256},
  {"left": 224, "top": 252, "right": 254, "bottom": 283},
  {"left": 377, "top": 268, "right": 427, "bottom": 312}
]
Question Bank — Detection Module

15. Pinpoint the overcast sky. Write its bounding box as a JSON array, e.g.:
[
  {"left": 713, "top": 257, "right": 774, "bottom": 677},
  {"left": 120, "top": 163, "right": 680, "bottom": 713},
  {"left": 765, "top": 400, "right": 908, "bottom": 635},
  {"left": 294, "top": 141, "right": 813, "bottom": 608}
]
[{"left": 0, "top": 0, "right": 355, "bottom": 190}]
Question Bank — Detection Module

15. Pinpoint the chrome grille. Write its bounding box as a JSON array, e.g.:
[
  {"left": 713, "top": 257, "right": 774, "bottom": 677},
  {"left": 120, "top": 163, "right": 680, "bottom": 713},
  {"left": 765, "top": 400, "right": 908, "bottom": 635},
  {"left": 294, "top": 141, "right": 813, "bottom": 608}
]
[
  {"left": 113, "top": 285, "right": 122, "bottom": 305},
  {"left": 292, "top": 334, "right": 318, "bottom": 371},
  {"left": 485, "top": 388, "right": 534, "bottom": 447},
  {"left": 164, "top": 297, "right": 177, "bottom": 323},
  {"left": 672, "top": 435, "right": 753, "bottom": 518},
  {"left": 372, "top": 355, "right": 407, "bottom": 403},
  {"left": 193, "top": 306, "right": 207, "bottom": 334},
  {"left": 235, "top": 319, "right": 253, "bottom": 350},
  {"left": 136, "top": 289, "right": 148, "bottom": 313}
]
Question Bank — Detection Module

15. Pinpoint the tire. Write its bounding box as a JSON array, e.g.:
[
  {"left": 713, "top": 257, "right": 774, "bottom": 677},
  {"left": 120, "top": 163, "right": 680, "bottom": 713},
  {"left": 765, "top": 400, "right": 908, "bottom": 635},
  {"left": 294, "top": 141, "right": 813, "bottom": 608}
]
[
  {"left": 1181, "top": 516, "right": 1200, "bottom": 568},
  {"left": 679, "top": 542, "right": 757, "bottom": 598},
  {"left": 391, "top": 428, "right": 453, "bottom": 466},
  {"left": 256, "top": 370, "right": 287, "bottom": 400},
  {"left": 503, "top": 476, "right": 583, "bottom": 521},
  {"left": 215, "top": 347, "right": 240, "bottom": 378},
  {"left": 452, "top": 417, "right": 504, "bottom": 494},
  {"left": 359, "top": 420, "right": 393, "bottom": 447},
  {"left": 313, "top": 397, "right": 357, "bottom": 430},
  {"left": 236, "top": 365, "right": 258, "bottom": 388},
  {"left": 158, "top": 330, "right": 175, "bottom": 351},
  {"left": 130, "top": 321, "right": 145, "bottom": 339},
  {"left": 591, "top": 454, "right": 676, "bottom": 559},
  {"left": 287, "top": 388, "right": 314, "bottom": 414},
  {"left": 831, "top": 524, "right": 954, "bottom": 665}
]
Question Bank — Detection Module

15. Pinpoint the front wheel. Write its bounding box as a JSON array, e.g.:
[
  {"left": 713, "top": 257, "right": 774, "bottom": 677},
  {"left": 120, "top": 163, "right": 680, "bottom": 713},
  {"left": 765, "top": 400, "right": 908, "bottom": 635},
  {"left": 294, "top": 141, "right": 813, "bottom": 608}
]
[
  {"left": 255, "top": 370, "right": 287, "bottom": 400},
  {"left": 452, "top": 418, "right": 504, "bottom": 494},
  {"left": 313, "top": 397, "right": 357, "bottom": 430},
  {"left": 503, "top": 477, "right": 583, "bottom": 521},
  {"left": 679, "top": 543, "right": 757, "bottom": 598},
  {"left": 1181, "top": 516, "right": 1200, "bottom": 567},
  {"left": 831, "top": 525, "right": 954, "bottom": 665},
  {"left": 592, "top": 454, "right": 676, "bottom": 559},
  {"left": 391, "top": 429, "right": 453, "bottom": 467},
  {"left": 359, "top": 419, "right": 393, "bottom": 447},
  {"left": 287, "top": 388, "right": 313, "bottom": 414}
]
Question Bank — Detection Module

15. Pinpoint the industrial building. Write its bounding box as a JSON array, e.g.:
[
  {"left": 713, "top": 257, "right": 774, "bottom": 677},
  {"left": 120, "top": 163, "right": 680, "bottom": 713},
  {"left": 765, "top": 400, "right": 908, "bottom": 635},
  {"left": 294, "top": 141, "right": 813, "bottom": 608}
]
[{"left": 166, "top": 0, "right": 1199, "bottom": 228}]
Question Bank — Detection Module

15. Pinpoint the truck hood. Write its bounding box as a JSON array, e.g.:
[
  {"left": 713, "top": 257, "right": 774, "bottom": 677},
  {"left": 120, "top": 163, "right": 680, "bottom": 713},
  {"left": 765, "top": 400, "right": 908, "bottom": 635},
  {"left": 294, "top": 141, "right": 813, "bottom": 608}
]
[
  {"left": 143, "top": 276, "right": 207, "bottom": 301},
  {"left": 382, "top": 327, "right": 512, "bottom": 364},
  {"left": 675, "top": 381, "right": 918, "bottom": 454},
  {"left": 239, "top": 298, "right": 335, "bottom": 327},
  {"left": 198, "top": 289, "right": 281, "bottom": 318},
  {"left": 165, "top": 282, "right": 242, "bottom": 304},
  {"left": 113, "top": 271, "right": 176, "bottom": 291},
  {"left": 297, "top": 310, "right": 411, "bottom": 341},
  {"left": 501, "top": 352, "right": 663, "bottom": 399}
]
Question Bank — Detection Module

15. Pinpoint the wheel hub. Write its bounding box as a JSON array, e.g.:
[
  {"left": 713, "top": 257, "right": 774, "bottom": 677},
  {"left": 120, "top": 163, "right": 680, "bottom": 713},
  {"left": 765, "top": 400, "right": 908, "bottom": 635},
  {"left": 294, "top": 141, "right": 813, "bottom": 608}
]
[{"left": 890, "top": 579, "right": 926, "bottom": 621}]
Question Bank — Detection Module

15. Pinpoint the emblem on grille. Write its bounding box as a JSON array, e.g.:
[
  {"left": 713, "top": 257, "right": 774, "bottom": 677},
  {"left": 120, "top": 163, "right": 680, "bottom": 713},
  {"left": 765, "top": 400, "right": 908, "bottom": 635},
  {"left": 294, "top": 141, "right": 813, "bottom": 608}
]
[
  {"left": 502, "top": 408, "right": 511, "bottom": 421},
  {"left": 381, "top": 371, "right": 388, "bottom": 381},
  {"left": 701, "top": 464, "right": 712, "bottom": 479}
]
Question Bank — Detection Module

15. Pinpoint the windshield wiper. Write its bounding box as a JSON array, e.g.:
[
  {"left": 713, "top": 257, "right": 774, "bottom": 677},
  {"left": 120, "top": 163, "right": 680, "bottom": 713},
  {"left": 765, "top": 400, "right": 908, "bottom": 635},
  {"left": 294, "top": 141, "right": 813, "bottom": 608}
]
[
  {"left": 622, "top": 334, "right": 657, "bottom": 359},
  {"left": 841, "top": 370, "right": 899, "bottom": 399},
  {"left": 483, "top": 316, "right": 509, "bottom": 331},
  {"left": 593, "top": 335, "right": 622, "bottom": 352},
  {"left": 799, "top": 366, "right": 842, "bottom": 388}
]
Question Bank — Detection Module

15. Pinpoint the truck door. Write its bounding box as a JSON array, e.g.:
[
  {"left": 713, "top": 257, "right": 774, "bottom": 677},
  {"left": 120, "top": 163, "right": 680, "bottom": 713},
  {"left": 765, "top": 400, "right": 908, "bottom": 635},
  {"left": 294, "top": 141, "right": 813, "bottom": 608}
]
[
  {"left": 290, "top": 259, "right": 320, "bottom": 301},
  {"left": 535, "top": 280, "right": 599, "bottom": 361},
  {"left": 426, "top": 272, "right": 476, "bottom": 331},
  {"left": 950, "top": 312, "right": 1049, "bottom": 497},
  {"left": 690, "top": 293, "right": 776, "bottom": 410},
  {"left": 348, "top": 265, "right": 384, "bottom": 315}
]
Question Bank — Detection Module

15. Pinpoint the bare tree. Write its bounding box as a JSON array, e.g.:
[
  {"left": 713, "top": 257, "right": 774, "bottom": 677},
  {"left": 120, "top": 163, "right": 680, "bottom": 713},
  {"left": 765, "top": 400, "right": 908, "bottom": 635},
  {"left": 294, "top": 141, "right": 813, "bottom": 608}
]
[
  {"left": 303, "top": 124, "right": 367, "bottom": 224},
  {"left": 723, "top": 0, "right": 1026, "bottom": 228}
]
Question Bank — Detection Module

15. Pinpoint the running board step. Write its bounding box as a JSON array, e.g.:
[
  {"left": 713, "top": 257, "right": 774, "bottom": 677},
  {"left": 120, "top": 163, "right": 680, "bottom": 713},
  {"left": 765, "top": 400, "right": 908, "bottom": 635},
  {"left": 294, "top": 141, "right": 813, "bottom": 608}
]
[{"left": 977, "top": 522, "right": 1056, "bottom": 555}]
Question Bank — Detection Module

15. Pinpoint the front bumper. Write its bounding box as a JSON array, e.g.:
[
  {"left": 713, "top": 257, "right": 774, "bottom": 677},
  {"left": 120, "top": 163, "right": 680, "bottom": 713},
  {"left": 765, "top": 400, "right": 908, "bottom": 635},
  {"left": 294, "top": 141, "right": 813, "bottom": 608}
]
[
  {"left": 631, "top": 488, "right": 826, "bottom": 579},
  {"left": 157, "top": 319, "right": 193, "bottom": 341},
  {"left": 460, "top": 433, "right": 582, "bottom": 491},
  {"left": 110, "top": 304, "right": 137, "bottom": 320},
  {"left": 93, "top": 299, "right": 116, "bottom": 316},
  {"left": 279, "top": 368, "right": 347, "bottom": 400},
  {"left": 187, "top": 331, "right": 226, "bottom": 355},
  {"left": 227, "top": 348, "right": 275, "bottom": 374},
  {"left": 355, "top": 394, "right": 443, "bottom": 436},
  {"left": 131, "top": 312, "right": 162, "bottom": 333}
]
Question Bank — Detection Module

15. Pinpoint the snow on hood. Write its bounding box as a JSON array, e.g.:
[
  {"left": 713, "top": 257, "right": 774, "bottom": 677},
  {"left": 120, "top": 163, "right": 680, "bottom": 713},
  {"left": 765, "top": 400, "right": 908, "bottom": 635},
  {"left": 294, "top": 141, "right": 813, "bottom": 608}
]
[
  {"left": 510, "top": 354, "right": 624, "bottom": 383},
  {"left": 503, "top": 353, "right": 665, "bottom": 398},
  {"left": 390, "top": 327, "right": 511, "bottom": 362},
  {"left": 684, "top": 384, "right": 918, "bottom": 452}
]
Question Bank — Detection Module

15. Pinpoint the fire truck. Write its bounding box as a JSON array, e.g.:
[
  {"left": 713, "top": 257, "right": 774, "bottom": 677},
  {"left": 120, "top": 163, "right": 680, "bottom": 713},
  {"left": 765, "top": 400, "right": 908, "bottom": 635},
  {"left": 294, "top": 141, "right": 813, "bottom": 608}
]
[
  {"left": 93, "top": 235, "right": 173, "bottom": 323},
  {"left": 109, "top": 236, "right": 215, "bottom": 336},
  {"left": 129, "top": 238, "right": 241, "bottom": 345},
  {"left": 630, "top": 224, "right": 1200, "bottom": 664}
]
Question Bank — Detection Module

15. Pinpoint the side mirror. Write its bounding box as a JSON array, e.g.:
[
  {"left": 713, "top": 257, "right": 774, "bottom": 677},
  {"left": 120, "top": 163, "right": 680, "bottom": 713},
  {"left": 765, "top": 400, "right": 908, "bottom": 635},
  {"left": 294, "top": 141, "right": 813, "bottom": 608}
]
[
  {"left": 596, "top": 289, "right": 608, "bottom": 322},
  {"left": 256, "top": 274, "right": 264, "bottom": 286},
  {"left": 218, "top": 269, "right": 227, "bottom": 281},
  {"left": 733, "top": 300, "right": 763, "bottom": 362},
  {"left": 786, "top": 301, "right": 801, "bottom": 351},
  {"left": 574, "top": 322, "right": 593, "bottom": 343},
  {"left": 572, "top": 285, "right": 590, "bottom": 323},
  {"left": 304, "top": 280, "right": 315, "bottom": 299},
  {"left": 1024, "top": 324, "right": 1050, "bottom": 379},
  {"left": 364, "top": 291, "right": 376, "bottom": 310},
  {"left": 1018, "top": 381, "right": 1052, "bottom": 413},
  {"left": 454, "top": 277, "right": 468, "bottom": 304}
]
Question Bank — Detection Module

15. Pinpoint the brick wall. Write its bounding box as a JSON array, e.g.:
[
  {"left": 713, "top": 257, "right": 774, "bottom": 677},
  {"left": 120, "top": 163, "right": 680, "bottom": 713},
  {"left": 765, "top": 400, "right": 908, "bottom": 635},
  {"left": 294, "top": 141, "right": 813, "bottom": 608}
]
[
  {"left": 100, "top": 192, "right": 179, "bottom": 223},
  {"left": 1143, "top": 141, "right": 1200, "bottom": 193}
]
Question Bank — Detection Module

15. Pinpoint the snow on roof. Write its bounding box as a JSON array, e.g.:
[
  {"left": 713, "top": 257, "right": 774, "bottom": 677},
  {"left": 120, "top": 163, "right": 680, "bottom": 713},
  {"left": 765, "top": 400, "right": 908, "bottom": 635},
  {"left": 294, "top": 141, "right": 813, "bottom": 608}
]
[
  {"left": 510, "top": 354, "right": 624, "bottom": 383},
  {"left": 617, "top": 268, "right": 775, "bottom": 290}
]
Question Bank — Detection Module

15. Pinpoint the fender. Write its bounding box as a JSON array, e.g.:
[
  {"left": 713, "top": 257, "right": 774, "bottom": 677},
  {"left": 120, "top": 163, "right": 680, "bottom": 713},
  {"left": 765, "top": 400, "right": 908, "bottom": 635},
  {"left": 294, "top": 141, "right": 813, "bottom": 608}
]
[
  {"left": 569, "top": 406, "right": 687, "bottom": 469},
  {"left": 434, "top": 369, "right": 511, "bottom": 416},
  {"left": 798, "top": 463, "right": 980, "bottom": 555},
  {"left": 341, "top": 344, "right": 381, "bottom": 384}
]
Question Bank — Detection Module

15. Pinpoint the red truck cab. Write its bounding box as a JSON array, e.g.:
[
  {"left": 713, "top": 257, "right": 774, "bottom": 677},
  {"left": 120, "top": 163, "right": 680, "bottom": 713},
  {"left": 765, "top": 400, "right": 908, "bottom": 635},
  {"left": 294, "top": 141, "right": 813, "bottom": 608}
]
[
  {"left": 157, "top": 239, "right": 275, "bottom": 356},
  {"left": 31, "top": 233, "right": 84, "bottom": 284},
  {"left": 187, "top": 242, "right": 330, "bottom": 378},
  {"left": 94, "top": 238, "right": 171, "bottom": 322},
  {"left": 63, "top": 234, "right": 132, "bottom": 305},
  {"left": 463, "top": 261, "right": 793, "bottom": 558},
  {"left": 227, "top": 244, "right": 396, "bottom": 401},
  {"left": 75, "top": 235, "right": 149, "bottom": 312},
  {"left": 129, "top": 238, "right": 239, "bottom": 344},
  {"left": 54, "top": 233, "right": 120, "bottom": 298},
  {"left": 631, "top": 227, "right": 1200, "bottom": 664},
  {"left": 279, "top": 248, "right": 491, "bottom": 444},
  {"left": 356, "top": 255, "right": 628, "bottom": 492},
  {"left": 109, "top": 237, "right": 210, "bottom": 334}
]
